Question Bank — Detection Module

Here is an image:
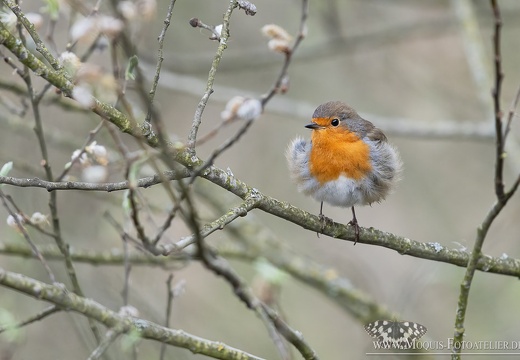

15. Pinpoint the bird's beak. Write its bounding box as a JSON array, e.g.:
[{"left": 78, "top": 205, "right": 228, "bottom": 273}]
[{"left": 305, "top": 123, "right": 324, "bottom": 130}]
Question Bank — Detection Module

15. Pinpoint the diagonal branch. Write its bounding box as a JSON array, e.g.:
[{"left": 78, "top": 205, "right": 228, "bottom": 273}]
[{"left": 0, "top": 268, "right": 264, "bottom": 360}]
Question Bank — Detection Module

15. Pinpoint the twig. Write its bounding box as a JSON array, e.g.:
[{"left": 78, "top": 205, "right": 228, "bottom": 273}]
[
  {"left": 55, "top": 121, "right": 104, "bottom": 182},
  {"left": 260, "top": 0, "right": 308, "bottom": 106},
  {"left": 195, "top": 117, "right": 237, "bottom": 146},
  {"left": 0, "top": 190, "right": 56, "bottom": 283},
  {"left": 0, "top": 48, "right": 24, "bottom": 76},
  {"left": 189, "top": 118, "right": 255, "bottom": 183},
  {"left": 504, "top": 84, "right": 520, "bottom": 143},
  {"left": 452, "top": 177, "right": 520, "bottom": 359},
  {"left": 0, "top": 242, "right": 190, "bottom": 266},
  {"left": 160, "top": 274, "right": 175, "bottom": 360},
  {"left": 491, "top": 0, "right": 505, "bottom": 199},
  {"left": 0, "top": 170, "right": 189, "bottom": 192},
  {"left": 189, "top": 18, "right": 223, "bottom": 41},
  {"left": 122, "top": 235, "right": 131, "bottom": 306},
  {"left": 145, "top": 0, "right": 177, "bottom": 123},
  {"left": 87, "top": 327, "right": 123, "bottom": 360},
  {"left": 187, "top": 0, "right": 237, "bottom": 150},
  {"left": 152, "top": 205, "right": 180, "bottom": 246},
  {"left": 262, "top": 305, "right": 318, "bottom": 360},
  {"left": 0, "top": 305, "right": 59, "bottom": 334},
  {"left": 175, "top": 197, "right": 260, "bottom": 250}
]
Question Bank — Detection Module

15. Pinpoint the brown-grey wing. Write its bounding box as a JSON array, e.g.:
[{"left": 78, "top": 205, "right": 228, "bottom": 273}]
[{"left": 366, "top": 127, "right": 387, "bottom": 143}]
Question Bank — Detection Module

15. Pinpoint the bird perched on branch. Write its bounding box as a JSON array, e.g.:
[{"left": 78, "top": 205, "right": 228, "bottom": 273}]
[{"left": 286, "top": 101, "right": 402, "bottom": 243}]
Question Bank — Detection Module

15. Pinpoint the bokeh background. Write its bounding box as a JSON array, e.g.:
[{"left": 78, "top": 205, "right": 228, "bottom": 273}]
[{"left": 2, "top": 0, "right": 520, "bottom": 359}]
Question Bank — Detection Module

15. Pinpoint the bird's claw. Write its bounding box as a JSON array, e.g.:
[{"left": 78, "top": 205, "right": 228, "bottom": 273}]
[
  {"left": 317, "top": 213, "right": 333, "bottom": 237},
  {"left": 348, "top": 218, "right": 360, "bottom": 245}
]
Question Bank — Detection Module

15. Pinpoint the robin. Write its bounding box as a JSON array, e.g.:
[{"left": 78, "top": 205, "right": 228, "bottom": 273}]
[{"left": 286, "top": 101, "right": 402, "bottom": 243}]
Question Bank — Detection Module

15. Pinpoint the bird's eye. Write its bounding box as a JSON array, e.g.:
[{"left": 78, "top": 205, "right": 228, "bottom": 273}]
[{"left": 331, "top": 118, "right": 340, "bottom": 127}]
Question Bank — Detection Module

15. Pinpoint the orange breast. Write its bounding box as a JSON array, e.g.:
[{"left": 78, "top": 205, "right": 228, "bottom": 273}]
[{"left": 309, "top": 127, "right": 372, "bottom": 183}]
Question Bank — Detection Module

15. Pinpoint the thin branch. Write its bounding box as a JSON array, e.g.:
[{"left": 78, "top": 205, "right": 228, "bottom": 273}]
[
  {"left": 151, "top": 206, "right": 179, "bottom": 246},
  {"left": 452, "top": 185, "right": 518, "bottom": 358},
  {"left": 87, "top": 327, "right": 123, "bottom": 360},
  {"left": 0, "top": 190, "right": 56, "bottom": 283},
  {"left": 187, "top": 0, "right": 237, "bottom": 150},
  {"left": 189, "top": 18, "right": 224, "bottom": 41},
  {"left": 121, "top": 235, "right": 131, "bottom": 306},
  {"left": 262, "top": 305, "right": 318, "bottom": 360},
  {"left": 175, "top": 196, "right": 260, "bottom": 250},
  {"left": 160, "top": 274, "right": 175, "bottom": 360},
  {"left": 0, "top": 170, "right": 189, "bottom": 191},
  {"left": 0, "top": 305, "right": 60, "bottom": 334},
  {"left": 0, "top": 242, "right": 189, "bottom": 266},
  {"left": 55, "top": 121, "right": 104, "bottom": 182},
  {"left": 491, "top": 0, "right": 505, "bottom": 199},
  {"left": 189, "top": 118, "right": 256, "bottom": 183},
  {"left": 504, "top": 84, "right": 520, "bottom": 143},
  {"left": 260, "top": 0, "right": 308, "bottom": 106},
  {"left": 145, "top": 0, "right": 177, "bottom": 123}
]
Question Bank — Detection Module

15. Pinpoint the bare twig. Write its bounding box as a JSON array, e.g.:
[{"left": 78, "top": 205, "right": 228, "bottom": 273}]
[
  {"left": 195, "top": 117, "right": 237, "bottom": 146},
  {"left": 0, "top": 306, "right": 60, "bottom": 334},
  {"left": 145, "top": 0, "right": 177, "bottom": 123},
  {"left": 160, "top": 274, "right": 175, "bottom": 360},
  {"left": 0, "top": 242, "right": 190, "bottom": 266},
  {"left": 187, "top": 0, "right": 237, "bottom": 150},
  {"left": 504, "top": 85, "right": 520, "bottom": 143},
  {"left": 0, "top": 190, "right": 56, "bottom": 283},
  {"left": 175, "top": 197, "right": 260, "bottom": 250},
  {"left": 87, "top": 327, "right": 124, "bottom": 360},
  {"left": 189, "top": 118, "right": 256, "bottom": 183},
  {"left": 262, "top": 305, "right": 318, "bottom": 360},
  {"left": 55, "top": 121, "right": 104, "bottom": 182},
  {"left": 122, "top": 235, "right": 131, "bottom": 306},
  {"left": 452, "top": 178, "right": 520, "bottom": 358},
  {"left": 260, "top": 0, "right": 308, "bottom": 106},
  {"left": 491, "top": 0, "right": 505, "bottom": 200},
  {"left": 189, "top": 17, "right": 224, "bottom": 41},
  {"left": 0, "top": 170, "right": 189, "bottom": 192}
]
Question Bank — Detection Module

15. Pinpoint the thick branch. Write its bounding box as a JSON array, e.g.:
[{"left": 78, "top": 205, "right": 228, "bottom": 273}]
[{"left": 0, "top": 268, "right": 264, "bottom": 360}]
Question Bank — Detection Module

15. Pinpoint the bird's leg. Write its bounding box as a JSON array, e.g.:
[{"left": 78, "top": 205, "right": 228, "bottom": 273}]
[
  {"left": 317, "top": 201, "right": 333, "bottom": 237},
  {"left": 348, "top": 206, "right": 360, "bottom": 245}
]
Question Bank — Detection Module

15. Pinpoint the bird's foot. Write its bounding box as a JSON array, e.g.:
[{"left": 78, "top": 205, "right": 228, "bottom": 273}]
[
  {"left": 317, "top": 213, "right": 333, "bottom": 237},
  {"left": 348, "top": 217, "right": 360, "bottom": 245}
]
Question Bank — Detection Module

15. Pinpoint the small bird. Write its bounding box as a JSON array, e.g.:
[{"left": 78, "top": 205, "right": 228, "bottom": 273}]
[{"left": 286, "top": 101, "right": 402, "bottom": 243}]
